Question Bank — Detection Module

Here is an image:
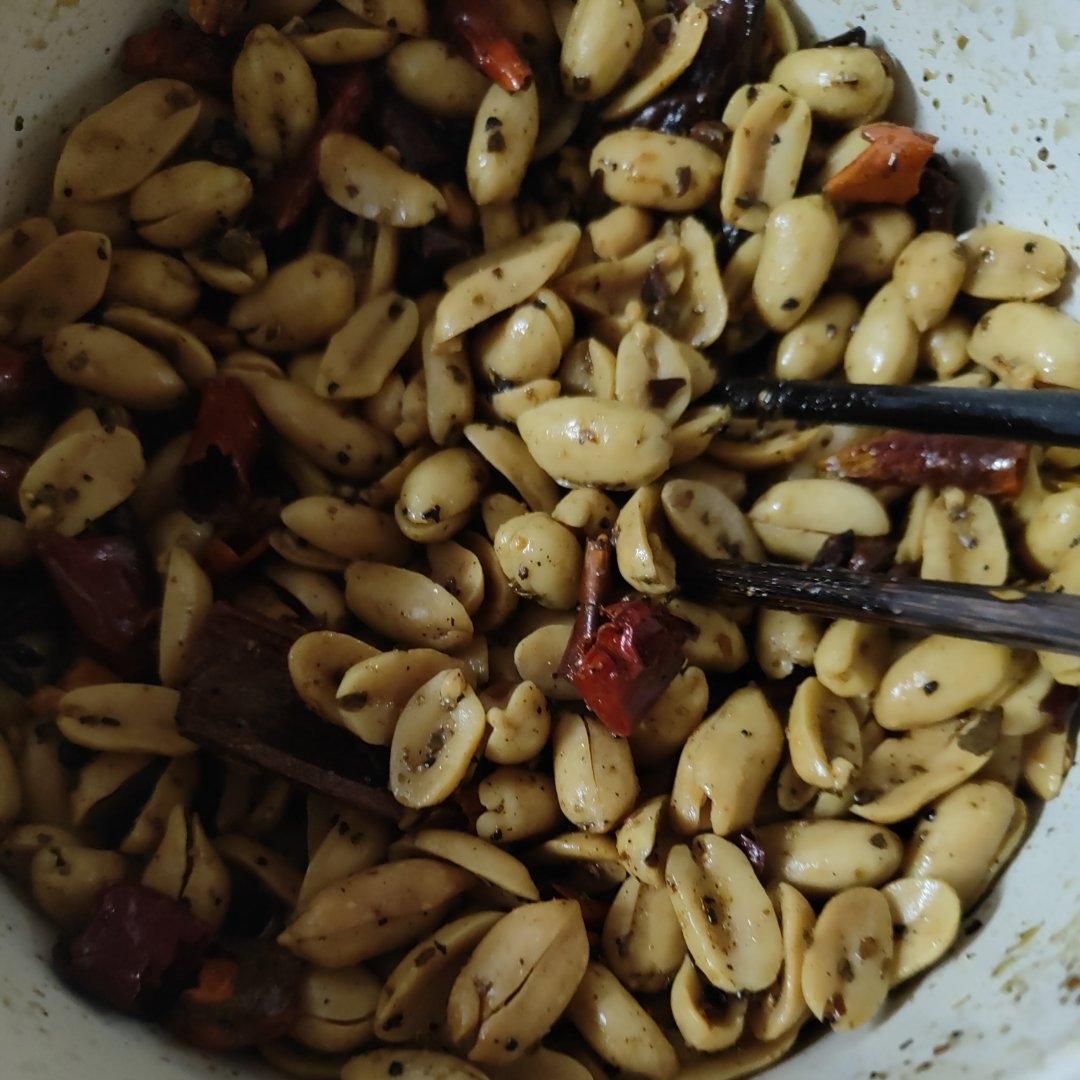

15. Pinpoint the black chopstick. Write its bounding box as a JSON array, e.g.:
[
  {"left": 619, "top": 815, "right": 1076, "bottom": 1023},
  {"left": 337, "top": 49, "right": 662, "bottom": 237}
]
[
  {"left": 681, "top": 559, "right": 1080, "bottom": 656},
  {"left": 709, "top": 379, "right": 1080, "bottom": 447}
]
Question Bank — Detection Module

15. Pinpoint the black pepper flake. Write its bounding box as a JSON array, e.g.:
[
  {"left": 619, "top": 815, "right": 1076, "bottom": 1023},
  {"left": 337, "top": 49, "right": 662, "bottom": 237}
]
[
  {"left": 652, "top": 17, "right": 673, "bottom": 44},
  {"left": 674, "top": 165, "right": 692, "bottom": 196},
  {"left": 485, "top": 115, "right": 502, "bottom": 130},
  {"left": 922, "top": 680, "right": 939, "bottom": 695},
  {"left": 1024, "top": 240, "right": 1037, "bottom": 252},
  {"left": 869, "top": 832, "right": 888, "bottom": 849},
  {"left": 336, "top": 450, "right": 350, "bottom": 465},
  {"left": 487, "top": 129, "right": 507, "bottom": 153},
  {"left": 505, "top": 1038, "right": 519, "bottom": 1052},
  {"left": 388, "top": 1063, "right": 404, "bottom": 1077},
  {"left": 14, "top": 116, "right": 24, "bottom": 132},
  {"left": 780, "top": 297, "right": 800, "bottom": 311},
  {"left": 388, "top": 299, "right": 405, "bottom": 320}
]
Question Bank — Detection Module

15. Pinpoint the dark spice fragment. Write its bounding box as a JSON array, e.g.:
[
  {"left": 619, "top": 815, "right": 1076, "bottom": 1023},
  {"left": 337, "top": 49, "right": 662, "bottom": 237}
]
[
  {"left": 911, "top": 153, "right": 961, "bottom": 233},
  {"left": 812, "top": 530, "right": 897, "bottom": 575},
  {"left": 730, "top": 828, "right": 767, "bottom": 880}
]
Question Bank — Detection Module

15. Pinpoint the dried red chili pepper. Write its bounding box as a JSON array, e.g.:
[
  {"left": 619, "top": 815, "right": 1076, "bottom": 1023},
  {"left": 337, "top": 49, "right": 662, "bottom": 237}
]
[
  {"left": 261, "top": 64, "right": 373, "bottom": 232},
  {"left": 444, "top": 0, "right": 533, "bottom": 94},
  {"left": 559, "top": 535, "right": 614, "bottom": 681},
  {"left": 171, "top": 941, "right": 303, "bottom": 1051},
  {"left": 181, "top": 376, "right": 263, "bottom": 516},
  {"left": 823, "top": 431, "right": 1030, "bottom": 498},
  {"left": 0, "top": 342, "right": 48, "bottom": 416},
  {"left": 630, "top": 0, "right": 765, "bottom": 134},
  {"left": 121, "top": 12, "right": 235, "bottom": 96},
  {"left": 34, "top": 532, "right": 155, "bottom": 667},
  {"left": 55, "top": 882, "right": 211, "bottom": 1014},
  {"left": 0, "top": 446, "right": 29, "bottom": 508},
  {"left": 567, "top": 599, "right": 691, "bottom": 738}
]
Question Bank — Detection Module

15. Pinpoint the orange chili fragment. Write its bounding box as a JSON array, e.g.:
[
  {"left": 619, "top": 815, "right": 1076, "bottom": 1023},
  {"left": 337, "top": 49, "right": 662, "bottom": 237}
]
[
  {"left": 823, "top": 431, "right": 1030, "bottom": 498},
  {"left": 824, "top": 124, "right": 938, "bottom": 205},
  {"left": 186, "top": 958, "right": 240, "bottom": 1007},
  {"left": 444, "top": 0, "right": 533, "bottom": 94}
]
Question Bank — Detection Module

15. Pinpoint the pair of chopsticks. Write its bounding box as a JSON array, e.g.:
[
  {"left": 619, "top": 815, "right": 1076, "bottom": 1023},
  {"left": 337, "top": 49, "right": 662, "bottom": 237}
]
[{"left": 686, "top": 379, "right": 1080, "bottom": 656}]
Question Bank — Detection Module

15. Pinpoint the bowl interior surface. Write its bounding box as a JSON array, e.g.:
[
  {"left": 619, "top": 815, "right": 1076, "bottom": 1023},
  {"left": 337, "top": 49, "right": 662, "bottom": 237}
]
[{"left": 1, "top": 1, "right": 1078, "bottom": 1077}]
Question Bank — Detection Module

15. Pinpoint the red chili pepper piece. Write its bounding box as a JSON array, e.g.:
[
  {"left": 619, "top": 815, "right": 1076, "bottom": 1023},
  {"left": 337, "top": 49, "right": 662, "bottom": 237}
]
[
  {"left": 34, "top": 532, "right": 155, "bottom": 666},
  {"left": 262, "top": 64, "right": 373, "bottom": 232},
  {"left": 570, "top": 599, "right": 691, "bottom": 737},
  {"left": 171, "top": 941, "right": 303, "bottom": 1051},
  {"left": 121, "top": 12, "right": 235, "bottom": 96},
  {"left": 444, "top": 0, "right": 533, "bottom": 94},
  {"left": 560, "top": 536, "right": 614, "bottom": 682},
  {"left": 0, "top": 446, "right": 30, "bottom": 508},
  {"left": 823, "top": 431, "right": 1030, "bottom": 497},
  {"left": 0, "top": 342, "right": 48, "bottom": 416},
  {"left": 54, "top": 882, "right": 211, "bottom": 1014},
  {"left": 181, "top": 376, "right": 263, "bottom": 516}
]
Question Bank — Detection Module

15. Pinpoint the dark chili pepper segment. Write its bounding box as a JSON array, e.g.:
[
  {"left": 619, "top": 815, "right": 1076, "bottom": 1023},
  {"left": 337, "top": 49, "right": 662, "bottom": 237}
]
[
  {"left": 444, "top": 0, "right": 533, "bottom": 94},
  {"left": 181, "top": 375, "right": 263, "bottom": 516},
  {"left": 630, "top": 0, "right": 766, "bottom": 134},
  {"left": 822, "top": 431, "right": 1030, "bottom": 497},
  {"left": 262, "top": 64, "right": 373, "bottom": 232},
  {"left": 120, "top": 11, "right": 236, "bottom": 96},
  {"left": 912, "top": 152, "right": 962, "bottom": 233},
  {"left": 34, "top": 531, "right": 156, "bottom": 668},
  {"left": 54, "top": 882, "right": 211, "bottom": 1015}
]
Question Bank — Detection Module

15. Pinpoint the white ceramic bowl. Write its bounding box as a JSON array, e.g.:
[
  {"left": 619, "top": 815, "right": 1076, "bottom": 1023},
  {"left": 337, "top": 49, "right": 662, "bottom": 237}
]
[{"left": 1, "top": 2, "right": 1078, "bottom": 1077}]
